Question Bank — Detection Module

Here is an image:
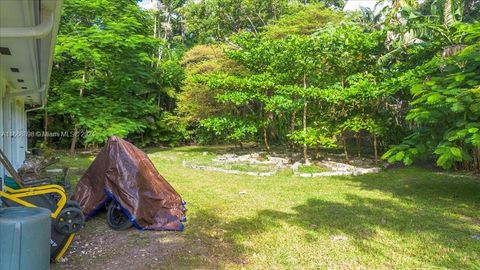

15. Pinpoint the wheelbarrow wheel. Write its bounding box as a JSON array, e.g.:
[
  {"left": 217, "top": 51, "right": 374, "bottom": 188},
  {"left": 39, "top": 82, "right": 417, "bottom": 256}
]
[
  {"left": 54, "top": 207, "right": 85, "bottom": 235},
  {"left": 107, "top": 201, "right": 133, "bottom": 230},
  {"left": 66, "top": 200, "right": 81, "bottom": 209}
]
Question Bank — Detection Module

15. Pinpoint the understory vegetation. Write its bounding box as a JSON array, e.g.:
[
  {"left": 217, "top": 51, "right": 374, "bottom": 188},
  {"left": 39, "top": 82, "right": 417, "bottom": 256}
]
[{"left": 32, "top": 0, "right": 480, "bottom": 173}]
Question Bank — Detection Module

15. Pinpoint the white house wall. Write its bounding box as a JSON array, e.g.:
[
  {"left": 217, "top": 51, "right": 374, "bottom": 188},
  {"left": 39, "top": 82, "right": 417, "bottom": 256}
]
[
  {"left": 2, "top": 92, "right": 11, "bottom": 170},
  {"left": 0, "top": 77, "right": 4, "bottom": 188},
  {"left": 0, "top": 82, "right": 27, "bottom": 172},
  {"left": 11, "top": 98, "right": 27, "bottom": 169}
]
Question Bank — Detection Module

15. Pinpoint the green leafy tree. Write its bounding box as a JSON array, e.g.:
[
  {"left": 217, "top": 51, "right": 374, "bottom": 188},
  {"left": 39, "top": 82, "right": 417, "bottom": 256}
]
[
  {"left": 263, "top": 3, "right": 342, "bottom": 38},
  {"left": 49, "top": 0, "right": 163, "bottom": 150},
  {"left": 175, "top": 45, "right": 246, "bottom": 144},
  {"left": 181, "top": 0, "right": 291, "bottom": 42}
]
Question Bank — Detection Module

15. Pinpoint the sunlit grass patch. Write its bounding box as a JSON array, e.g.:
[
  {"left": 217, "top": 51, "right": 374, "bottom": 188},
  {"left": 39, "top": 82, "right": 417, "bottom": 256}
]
[{"left": 297, "top": 164, "right": 330, "bottom": 174}]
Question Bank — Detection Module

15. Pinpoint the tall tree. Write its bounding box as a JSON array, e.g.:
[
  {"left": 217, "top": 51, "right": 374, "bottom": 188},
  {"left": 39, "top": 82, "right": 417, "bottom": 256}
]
[{"left": 49, "top": 0, "right": 162, "bottom": 150}]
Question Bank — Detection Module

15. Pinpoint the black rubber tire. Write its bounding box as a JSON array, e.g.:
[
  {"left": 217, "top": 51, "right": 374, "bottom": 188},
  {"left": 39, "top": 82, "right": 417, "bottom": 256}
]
[
  {"left": 66, "top": 200, "right": 81, "bottom": 209},
  {"left": 106, "top": 201, "right": 133, "bottom": 230},
  {"left": 54, "top": 207, "right": 85, "bottom": 235}
]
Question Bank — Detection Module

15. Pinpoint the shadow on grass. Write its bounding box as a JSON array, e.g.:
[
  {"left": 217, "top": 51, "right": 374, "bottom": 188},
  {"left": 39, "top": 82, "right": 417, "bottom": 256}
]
[
  {"left": 170, "top": 209, "right": 253, "bottom": 268},
  {"left": 179, "top": 176, "right": 479, "bottom": 268},
  {"left": 345, "top": 168, "right": 480, "bottom": 212}
]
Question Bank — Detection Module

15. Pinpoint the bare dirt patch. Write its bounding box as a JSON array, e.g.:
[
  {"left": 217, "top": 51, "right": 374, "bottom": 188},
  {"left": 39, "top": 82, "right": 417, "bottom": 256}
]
[{"left": 52, "top": 213, "right": 187, "bottom": 270}]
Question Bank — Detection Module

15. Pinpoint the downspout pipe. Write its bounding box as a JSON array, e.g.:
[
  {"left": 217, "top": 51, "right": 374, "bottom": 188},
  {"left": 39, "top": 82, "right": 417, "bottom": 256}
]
[
  {"left": 0, "top": 12, "right": 54, "bottom": 38},
  {"left": 25, "top": 104, "right": 45, "bottom": 113},
  {"left": 25, "top": 87, "right": 47, "bottom": 113}
]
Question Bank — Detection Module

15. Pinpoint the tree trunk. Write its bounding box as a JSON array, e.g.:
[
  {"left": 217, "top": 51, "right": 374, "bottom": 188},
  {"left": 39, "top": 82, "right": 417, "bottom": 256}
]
[
  {"left": 246, "top": 16, "right": 258, "bottom": 35},
  {"left": 158, "top": 4, "right": 171, "bottom": 61},
  {"left": 343, "top": 133, "right": 349, "bottom": 161},
  {"left": 288, "top": 110, "right": 296, "bottom": 149},
  {"left": 474, "top": 147, "right": 480, "bottom": 174},
  {"left": 151, "top": 11, "right": 158, "bottom": 67},
  {"left": 263, "top": 127, "right": 270, "bottom": 151},
  {"left": 356, "top": 133, "right": 361, "bottom": 158},
  {"left": 373, "top": 132, "right": 378, "bottom": 164},
  {"left": 70, "top": 128, "right": 79, "bottom": 154},
  {"left": 70, "top": 64, "right": 87, "bottom": 154},
  {"left": 290, "top": 110, "right": 296, "bottom": 134},
  {"left": 303, "top": 101, "right": 309, "bottom": 164},
  {"left": 302, "top": 74, "right": 310, "bottom": 165},
  {"left": 180, "top": 15, "right": 186, "bottom": 43},
  {"left": 263, "top": 110, "right": 272, "bottom": 151},
  {"left": 477, "top": 147, "right": 480, "bottom": 174}
]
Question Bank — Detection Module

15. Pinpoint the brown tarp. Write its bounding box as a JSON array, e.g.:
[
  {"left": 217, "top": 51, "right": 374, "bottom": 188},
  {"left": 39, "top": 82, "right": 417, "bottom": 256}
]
[{"left": 72, "top": 136, "right": 186, "bottom": 231}]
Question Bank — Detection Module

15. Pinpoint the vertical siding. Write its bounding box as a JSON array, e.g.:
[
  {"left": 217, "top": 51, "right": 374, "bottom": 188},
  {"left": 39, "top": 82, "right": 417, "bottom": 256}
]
[
  {"left": 7, "top": 98, "right": 27, "bottom": 170},
  {"left": 16, "top": 98, "right": 26, "bottom": 168},
  {"left": 2, "top": 90, "right": 12, "bottom": 172},
  {"left": 0, "top": 79, "right": 30, "bottom": 192},
  {"left": 10, "top": 100, "right": 17, "bottom": 168},
  {"left": 0, "top": 77, "right": 4, "bottom": 190},
  {"left": 1, "top": 85, "right": 27, "bottom": 173}
]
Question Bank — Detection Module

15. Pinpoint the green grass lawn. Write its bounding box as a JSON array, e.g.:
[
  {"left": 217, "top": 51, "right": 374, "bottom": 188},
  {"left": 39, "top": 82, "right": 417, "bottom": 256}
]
[
  {"left": 227, "top": 162, "right": 276, "bottom": 173},
  {"left": 57, "top": 146, "right": 480, "bottom": 269},
  {"left": 297, "top": 164, "right": 330, "bottom": 174}
]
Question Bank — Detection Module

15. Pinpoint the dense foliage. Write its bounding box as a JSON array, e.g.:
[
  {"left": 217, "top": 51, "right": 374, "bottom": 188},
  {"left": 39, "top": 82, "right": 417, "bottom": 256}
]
[
  {"left": 36, "top": 0, "right": 479, "bottom": 172},
  {"left": 383, "top": 23, "right": 480, "bottom": 171}
]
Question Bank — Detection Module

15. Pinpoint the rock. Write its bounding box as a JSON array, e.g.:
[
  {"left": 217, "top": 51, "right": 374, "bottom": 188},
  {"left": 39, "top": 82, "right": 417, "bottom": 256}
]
[
  {"left": 192, "top": 152, "right": 382, "bottom": 178},
  {"left": 213, "top": 153, "right": 290, "bottom": 168},
  {"left": 239, "top": 191, "right": 247, "bottom": 195},
  {"left": 294, "top": 160, "right": 382, "bottom": 177},
  {"left": 331, "top": 235, "right": 348, "bottom": 241},
  {"left": 46, "top": 168, "right": 63, "bottom": 173},
  {"left": 291, "top": 162, "right": 302, "bottom": 172},
  {"left": 267, "top": 156, "right": 289, "bottom": 165}
]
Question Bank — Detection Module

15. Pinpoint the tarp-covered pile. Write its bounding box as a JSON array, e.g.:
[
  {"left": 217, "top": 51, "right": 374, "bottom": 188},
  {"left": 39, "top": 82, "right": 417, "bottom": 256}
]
[{"left": 72, "top": 136, "right": 186, "bottom": 231}]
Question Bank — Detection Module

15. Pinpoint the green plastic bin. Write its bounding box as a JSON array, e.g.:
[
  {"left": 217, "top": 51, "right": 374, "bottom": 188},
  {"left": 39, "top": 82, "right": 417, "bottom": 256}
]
[{"left": 0, "top": 207, "right": 51, "bottom": 270}]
